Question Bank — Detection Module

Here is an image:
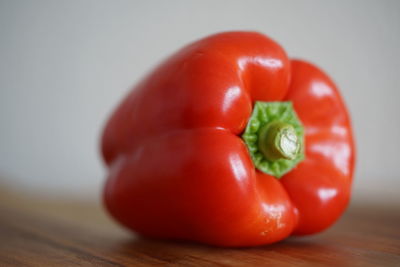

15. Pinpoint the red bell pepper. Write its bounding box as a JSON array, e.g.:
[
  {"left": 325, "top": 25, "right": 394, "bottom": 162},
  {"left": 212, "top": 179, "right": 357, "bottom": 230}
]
[{"left": 101, "top": 32, "right": 355, "bottom": 247}]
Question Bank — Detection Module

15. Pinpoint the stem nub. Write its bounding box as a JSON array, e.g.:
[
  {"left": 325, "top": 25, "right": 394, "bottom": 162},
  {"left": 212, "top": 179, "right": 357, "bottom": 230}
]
[{"left": 258, "top": 121, "right": 300, "bottom": 161}]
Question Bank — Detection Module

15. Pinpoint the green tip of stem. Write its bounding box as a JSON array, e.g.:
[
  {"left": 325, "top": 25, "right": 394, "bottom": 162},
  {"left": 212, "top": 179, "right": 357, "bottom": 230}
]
[{"left": 259, "top": 122, "right": 300, "bottom": 161}]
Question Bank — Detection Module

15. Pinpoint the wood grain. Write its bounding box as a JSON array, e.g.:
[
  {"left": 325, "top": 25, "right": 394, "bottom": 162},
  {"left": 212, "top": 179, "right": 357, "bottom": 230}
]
[{"left": 0, "top": 189, "right": 399, "bottom": 266}]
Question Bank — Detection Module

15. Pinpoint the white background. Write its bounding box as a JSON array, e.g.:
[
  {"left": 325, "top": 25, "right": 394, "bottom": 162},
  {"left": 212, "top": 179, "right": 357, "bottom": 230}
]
[{"left": 1, "top": 0, "right": 399, "bottom": 203}]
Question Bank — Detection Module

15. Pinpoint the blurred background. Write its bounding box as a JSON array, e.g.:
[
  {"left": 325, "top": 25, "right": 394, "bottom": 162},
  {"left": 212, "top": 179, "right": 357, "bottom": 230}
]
[{"left": 0, "top": 0, "right": 399, "bottom": 205}]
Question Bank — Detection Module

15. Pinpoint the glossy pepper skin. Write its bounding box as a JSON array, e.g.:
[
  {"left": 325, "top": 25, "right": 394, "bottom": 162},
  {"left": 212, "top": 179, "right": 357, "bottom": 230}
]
[{"left": 101, "top": 32, "right": 355, "bottom": 247}]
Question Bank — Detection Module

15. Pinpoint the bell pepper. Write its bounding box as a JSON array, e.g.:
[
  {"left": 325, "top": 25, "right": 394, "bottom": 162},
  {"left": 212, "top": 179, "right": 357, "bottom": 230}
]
[{"left": 101, "top": 31, "right": 355, "bottom": 247}]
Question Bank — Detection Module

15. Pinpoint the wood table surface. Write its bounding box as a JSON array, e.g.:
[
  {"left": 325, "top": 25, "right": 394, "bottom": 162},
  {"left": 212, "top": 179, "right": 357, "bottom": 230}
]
[{"left": 0, "top": 189, "right": 399, "bottom": 266}]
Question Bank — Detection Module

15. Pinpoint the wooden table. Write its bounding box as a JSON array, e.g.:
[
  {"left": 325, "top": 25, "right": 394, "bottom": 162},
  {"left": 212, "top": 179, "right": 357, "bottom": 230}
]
[{"left": 0, "top": 189, "right": 399, "bottom": 266}]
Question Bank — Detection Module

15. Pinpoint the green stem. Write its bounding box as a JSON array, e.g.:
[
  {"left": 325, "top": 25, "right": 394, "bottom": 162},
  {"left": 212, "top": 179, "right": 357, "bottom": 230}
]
[{"left": 241, "top": 101, "right": 305, "bottom": 178}]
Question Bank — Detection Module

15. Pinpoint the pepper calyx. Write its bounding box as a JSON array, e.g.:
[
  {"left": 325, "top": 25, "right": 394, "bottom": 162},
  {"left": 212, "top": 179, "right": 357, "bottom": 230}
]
[{"left": 241, "top": 101, "right": 304, "bottom": 178}]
